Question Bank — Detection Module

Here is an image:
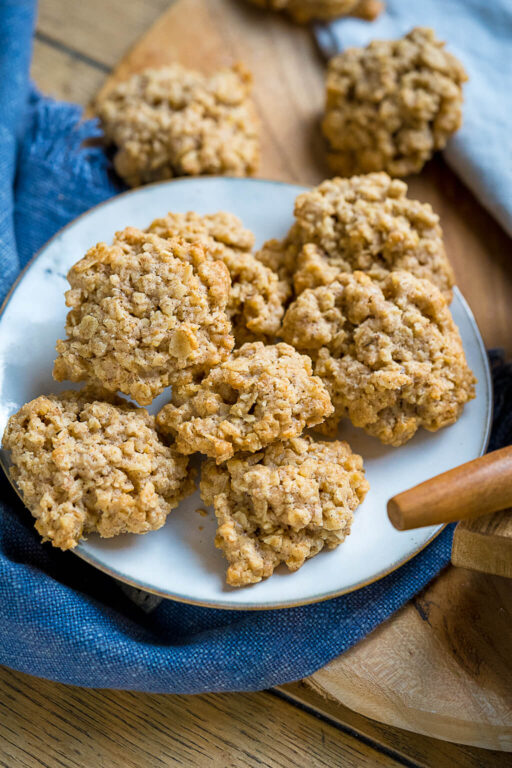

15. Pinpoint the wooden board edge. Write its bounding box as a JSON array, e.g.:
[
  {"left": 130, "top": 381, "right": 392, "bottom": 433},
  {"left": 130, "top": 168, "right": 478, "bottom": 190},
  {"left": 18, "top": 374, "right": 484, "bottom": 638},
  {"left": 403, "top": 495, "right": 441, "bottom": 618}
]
[
  {"left": 277, "top": 682, "right": 512, "bottom": 764},
  {"left": 452, "top": 523, "right": 512, "bottom": 578},
  {"left": 303, "top": 663, "right": 512, "bottom": 752}
]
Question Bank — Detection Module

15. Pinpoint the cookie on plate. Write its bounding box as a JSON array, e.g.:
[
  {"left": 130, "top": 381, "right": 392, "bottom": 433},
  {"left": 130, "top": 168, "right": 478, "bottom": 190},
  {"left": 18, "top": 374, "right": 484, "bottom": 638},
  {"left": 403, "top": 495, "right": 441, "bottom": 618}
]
[
  {"left": 2, "top": 388, "right": 194, "bottom": 551},
  {"left": 156, "top": 341, "right": 333, "bottom": 463},
  {"left": 244, "top": 0, "right": 379, "bottom": 23},
  {"left": 256, "top": 173, "right": 454, "bottom": 301},
  {"left": 96, "top": 63, "right": 259, "bottom": 187},
  {"left": 255, "top": 234, "right": 299, "bottom": 287},
  {"left": 292, "top": 174, "right": 454, "bottom": 299},
  {"left": 282, "top": 270, "right": 475, "bottom": 446},
  {"left": 201, "top": 434, "right": 368, "bottom": 586},
  {"left": 322, "top": 27, "right": 467, "bottom": 177},
  {"left": 53, "top": 227, "right": 234, "bottom": 405},
  {"left": 148, "top": 211, "right": 289, "bottom": 344}
]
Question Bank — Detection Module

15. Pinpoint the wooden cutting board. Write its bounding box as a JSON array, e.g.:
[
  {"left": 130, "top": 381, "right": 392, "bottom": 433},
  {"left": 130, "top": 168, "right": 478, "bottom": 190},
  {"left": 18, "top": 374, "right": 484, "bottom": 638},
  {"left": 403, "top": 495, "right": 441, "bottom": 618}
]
[{"left": 94, "top": 0, "right": 512, "bottom": 750}]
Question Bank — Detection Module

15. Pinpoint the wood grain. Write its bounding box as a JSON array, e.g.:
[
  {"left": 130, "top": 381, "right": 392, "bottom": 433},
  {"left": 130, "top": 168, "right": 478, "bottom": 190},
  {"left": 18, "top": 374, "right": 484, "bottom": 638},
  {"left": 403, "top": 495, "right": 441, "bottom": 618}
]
[
  {"left": 37, "top": 0, "right": 170, "bottom": 69},
  {"left": 27, "top": 0, "right": 512, "bottom": 756},
  {"left": 308, "top": 567, "right": 512, "bottom": 751},
  {"left": 281, "top": 682, "right": 510, "bottom": 768},
  {"left": 452, "top": 510, "right": 512, "bottom": 578},
  {"left": 31, "top": 38, "right": 107, "bottom": 103},
  {"left": 388, "top": 447, "right": 512, "bottom": 530},
  {"left": 0, "top": 665, "right": 402, "bottom": 768}
]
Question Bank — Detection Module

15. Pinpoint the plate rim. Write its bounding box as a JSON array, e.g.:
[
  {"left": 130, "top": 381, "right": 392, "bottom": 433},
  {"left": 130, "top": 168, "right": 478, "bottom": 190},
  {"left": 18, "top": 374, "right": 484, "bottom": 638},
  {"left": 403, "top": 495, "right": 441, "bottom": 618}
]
[{"left": 0, "top": 176, "right": 493, "bottom": 611}]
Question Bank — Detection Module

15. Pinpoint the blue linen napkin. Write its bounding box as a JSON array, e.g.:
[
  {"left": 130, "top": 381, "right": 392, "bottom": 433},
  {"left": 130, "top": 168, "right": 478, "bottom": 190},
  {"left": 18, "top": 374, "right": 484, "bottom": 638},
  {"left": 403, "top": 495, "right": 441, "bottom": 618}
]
[
  {"left": 315, "top": 0, "right": 512, "bottom": 237},
  {"left": 0, "top": 0, "right": 508, "bottom": 694}
]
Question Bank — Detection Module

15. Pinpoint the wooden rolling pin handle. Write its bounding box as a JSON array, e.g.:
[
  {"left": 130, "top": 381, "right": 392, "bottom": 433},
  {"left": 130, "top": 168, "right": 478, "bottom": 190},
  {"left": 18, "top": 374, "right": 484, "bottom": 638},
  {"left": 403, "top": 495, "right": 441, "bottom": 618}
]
[{"left": 387, "top": 445, "right": 512, "bottom": 531}]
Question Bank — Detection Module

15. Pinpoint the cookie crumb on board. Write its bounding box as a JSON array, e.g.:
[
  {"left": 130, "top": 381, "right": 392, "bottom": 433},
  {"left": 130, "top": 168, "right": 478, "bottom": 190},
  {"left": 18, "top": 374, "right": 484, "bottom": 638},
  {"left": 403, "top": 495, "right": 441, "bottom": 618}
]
[{"left": 243, "top": 0, "right": 381, "bottom": 23}]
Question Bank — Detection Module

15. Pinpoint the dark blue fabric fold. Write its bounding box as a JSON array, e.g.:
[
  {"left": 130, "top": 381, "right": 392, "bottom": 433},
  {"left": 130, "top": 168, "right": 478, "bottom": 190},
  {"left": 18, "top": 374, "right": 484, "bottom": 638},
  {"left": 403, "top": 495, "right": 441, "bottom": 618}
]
[
  {"left": 0, "top": 0, "right": 509, "bottom": 693},
  {"left": 2, "top": 470, "right": 456, "bottom": 692}
]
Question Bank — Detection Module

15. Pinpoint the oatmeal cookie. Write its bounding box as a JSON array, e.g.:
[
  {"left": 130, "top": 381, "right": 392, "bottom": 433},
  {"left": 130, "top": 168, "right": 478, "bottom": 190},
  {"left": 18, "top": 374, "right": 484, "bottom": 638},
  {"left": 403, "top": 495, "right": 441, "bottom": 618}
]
[
  {"left": 282, "top": 270, "right": 475, "bottom": 446},
  {"left": 53, "top": 227, "right": 234, "bottom": 406},
  {"left": 256, "top": 173, "right": 453, "bottom": 300},
  {"left": 2, "top": 388, "right": 193, "bottom": 550},
  {"left": 244, "top": 0, "right": 375, "bottom": 23},
  {"left": 156, "top": 341, "right": 333, "bottom": 463},
  {"left": 96, "top": 63, "right": 259, "bottom": 187},
  {"left": 200, "top": 435, "right": 368, "bottom": 586},
  {"left": 323, "top": 27, "right": 467, "bottom": 177},
  {"left": 291, "top": 174, "right": 454, "bottom": 299},
  {"left": 255, "top": 234, "right": 299, "bottom": 286},
  {"left": 148, "top": 211, "right": 288, "bottom": 344}
]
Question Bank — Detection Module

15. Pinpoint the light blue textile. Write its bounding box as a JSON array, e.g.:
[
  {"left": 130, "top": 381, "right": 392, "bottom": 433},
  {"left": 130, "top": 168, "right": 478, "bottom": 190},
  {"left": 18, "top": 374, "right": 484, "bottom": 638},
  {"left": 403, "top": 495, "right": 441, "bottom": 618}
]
[
  {"left": 0, "top": 0, "right": 507, "bottom": 694},
  {"left": 316, "top": 0, "right": 512, "bottom": 236}
]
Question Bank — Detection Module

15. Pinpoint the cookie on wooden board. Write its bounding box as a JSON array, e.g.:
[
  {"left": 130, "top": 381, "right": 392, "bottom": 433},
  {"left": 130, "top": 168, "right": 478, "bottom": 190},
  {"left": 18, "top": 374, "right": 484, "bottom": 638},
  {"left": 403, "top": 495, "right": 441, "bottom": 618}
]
[{"left": 323, "top": 27, "right": 467, "bottom": 177}]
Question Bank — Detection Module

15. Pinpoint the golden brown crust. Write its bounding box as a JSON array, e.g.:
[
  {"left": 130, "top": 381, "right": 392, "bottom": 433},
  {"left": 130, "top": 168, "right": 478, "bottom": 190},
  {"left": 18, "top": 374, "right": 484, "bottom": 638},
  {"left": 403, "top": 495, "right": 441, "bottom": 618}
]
[
  {"left": 245, "top": 0, "right": 360, "bottom": 23},
  {"left": 282, "top": 270, "right": 475, "bottom": 446},
  {"left": 96, "top": 63, "right": 259, "bottom": 187},
  {"left": 200, "top": 435, "right": 368, "bottom": 586},
  {"left": 323, "top": 27, "right": 467, "bottom": 177},
  {"left": 2, "top": 388, "right": 193, "bottom": 551},
  {"left": 147, "top": 211, "right": 288, "bottom": 344},
  {"left": 53, "top": 227, "right": 234, "bottom": 406},
  {"left": 156, "top": 341, "right": 333, "bottom": 463}
]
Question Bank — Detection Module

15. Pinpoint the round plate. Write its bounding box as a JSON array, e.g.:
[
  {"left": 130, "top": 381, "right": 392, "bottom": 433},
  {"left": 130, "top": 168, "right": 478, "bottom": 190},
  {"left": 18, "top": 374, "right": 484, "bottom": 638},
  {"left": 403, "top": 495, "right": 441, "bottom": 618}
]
[{"left": 0, "top": 178, "right": 492, "bottom": 610}]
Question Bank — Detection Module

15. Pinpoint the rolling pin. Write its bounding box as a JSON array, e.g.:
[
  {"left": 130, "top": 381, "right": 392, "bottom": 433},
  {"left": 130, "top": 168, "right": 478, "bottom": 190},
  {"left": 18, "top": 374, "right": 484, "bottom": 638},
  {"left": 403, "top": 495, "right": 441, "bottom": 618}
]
[{"left": 387, "top": 445, "right": 512, "bottom": 530}]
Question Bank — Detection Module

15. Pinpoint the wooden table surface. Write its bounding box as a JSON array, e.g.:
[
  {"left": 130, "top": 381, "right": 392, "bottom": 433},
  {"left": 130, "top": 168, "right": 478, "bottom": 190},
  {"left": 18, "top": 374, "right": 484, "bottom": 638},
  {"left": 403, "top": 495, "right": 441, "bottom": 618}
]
[{"left": 3, "top": 1, "right": 509, "bottom": 766}]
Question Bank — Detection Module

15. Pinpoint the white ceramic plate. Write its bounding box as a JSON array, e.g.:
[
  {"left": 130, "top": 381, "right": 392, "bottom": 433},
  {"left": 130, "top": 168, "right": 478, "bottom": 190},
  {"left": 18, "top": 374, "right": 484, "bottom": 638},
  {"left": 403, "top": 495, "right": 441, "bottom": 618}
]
[{"left": 0, "top": 178, "right": 492, "bottom": 609}]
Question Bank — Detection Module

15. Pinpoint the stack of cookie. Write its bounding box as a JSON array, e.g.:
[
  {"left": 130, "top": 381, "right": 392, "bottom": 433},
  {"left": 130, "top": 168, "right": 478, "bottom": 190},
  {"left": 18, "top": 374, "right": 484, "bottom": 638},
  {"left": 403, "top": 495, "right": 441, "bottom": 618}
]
[
  {"left": 1, "top": 184, "right": 475, "bottom": 585},
  {"left": 3, "top": 211, "right": 372, "bottom": 587}
]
